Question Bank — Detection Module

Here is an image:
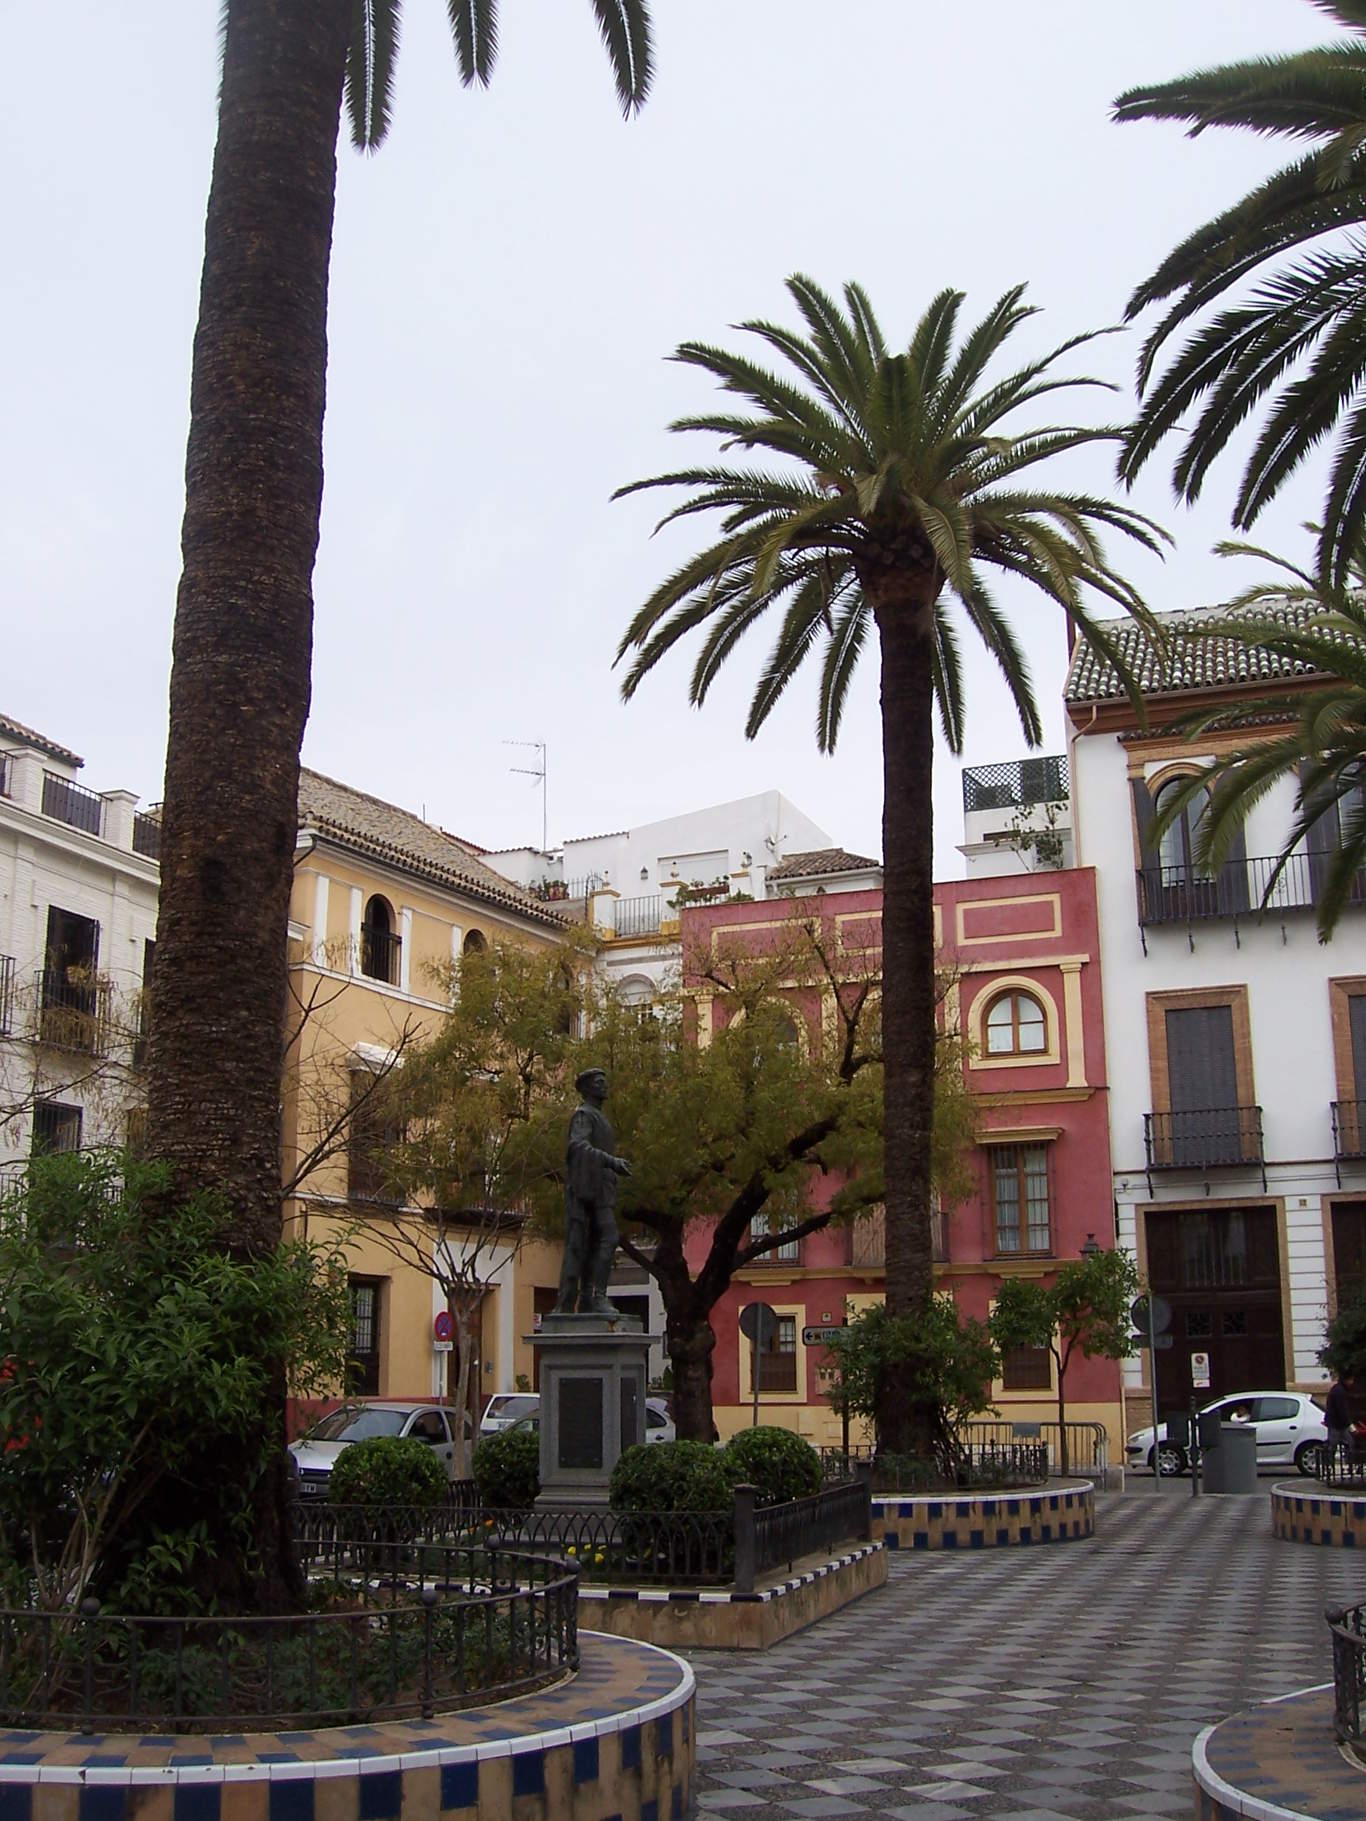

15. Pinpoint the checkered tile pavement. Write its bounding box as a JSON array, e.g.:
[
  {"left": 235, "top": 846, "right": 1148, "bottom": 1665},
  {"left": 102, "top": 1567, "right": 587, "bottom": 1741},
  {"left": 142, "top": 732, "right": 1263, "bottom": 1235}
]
[{"left": 686, "top": 1486, "right": 1366, "bottom": 1820}]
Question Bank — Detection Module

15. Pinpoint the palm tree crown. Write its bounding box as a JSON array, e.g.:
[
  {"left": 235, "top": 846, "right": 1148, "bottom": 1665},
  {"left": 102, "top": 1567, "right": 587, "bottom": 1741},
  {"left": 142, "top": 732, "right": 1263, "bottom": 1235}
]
[
  {"left": 614, "top": 276, "right": 1163, "bottom": 1456},
  {"left": 615, "top": 277, "right": 1164, "bottom": 750},
  {"left": 344, "top": 0, "right": 652, "bottom": 147},
  {"left": 1115, "top": 0, "right": 1366, "bottom": 586}
]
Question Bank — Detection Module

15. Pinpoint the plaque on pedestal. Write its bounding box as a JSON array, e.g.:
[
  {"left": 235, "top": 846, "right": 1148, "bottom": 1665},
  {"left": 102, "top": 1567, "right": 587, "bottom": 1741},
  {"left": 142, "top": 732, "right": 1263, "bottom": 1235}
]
[{"left": 530, "top": 1311, "right": 651, "bottom": 1509}]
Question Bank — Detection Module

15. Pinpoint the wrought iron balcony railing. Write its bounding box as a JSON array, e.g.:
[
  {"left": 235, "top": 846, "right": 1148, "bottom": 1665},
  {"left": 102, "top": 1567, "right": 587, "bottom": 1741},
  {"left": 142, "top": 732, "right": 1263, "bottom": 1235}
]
[
  {"left": 1333, "top": 1101, "right": 1366, "bottom": 1162},
  {"left": 41, "top": 771, "right": 103, "bottom": 837},
  {"left": 1144, "top": 1106, "right": 1264, "bottom": 1171},
  {"left": 0, "top": 955, "right": 13, "bottom": 1036},
  {"left": 962, "top": 753, "right": 1068, "bottom": 815},
  {"left": 131, "top": 811, "right": 161, "bottom": 859},
  {"left": 615, "top": 895, "right": 663, "bottom": 938},
  {"left": 34, "top": 968, "right": 112, "bottom": 1055},
  {"left": 1136, "top": 851, "right": 1366, "bottom": 926},
  {"left": 359, "top": 925, "right": 402, "bottom": 987}
]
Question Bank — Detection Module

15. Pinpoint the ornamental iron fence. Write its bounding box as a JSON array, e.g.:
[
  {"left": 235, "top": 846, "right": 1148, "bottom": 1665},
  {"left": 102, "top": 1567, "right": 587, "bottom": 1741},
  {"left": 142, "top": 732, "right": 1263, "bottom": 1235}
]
[
  {"left": 1315, "top": 1443, "right": 1366, "bottom": 1486},
  {"left": 0, "top": 1546, "right": 576, "bottom": 1733},
  {"left": 41, "top": 772, "right": 103, "bottom": 837},
  {"left": 615, "top": 895, "right": 664, "bottom": 938},
  {"left": 1328, "top": 1599, "right": 1366, "bottom": 1747},
  {"left": 962, "top": 754, "right": 1068, "bottom": 814},
  {"left": 132, "top": 812, "right": 162, "bottom": 860},
  {"left": 739, "top": 1476, "right": 871, "bottom": 1592},
  {"left": 1144, "top": 1106, "right": 1264, "bottom": 1171}
]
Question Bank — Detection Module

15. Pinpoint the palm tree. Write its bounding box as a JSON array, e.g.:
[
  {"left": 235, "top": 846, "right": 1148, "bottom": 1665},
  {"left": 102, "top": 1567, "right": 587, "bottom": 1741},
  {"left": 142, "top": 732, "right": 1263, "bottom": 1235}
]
[
  {"left": 143, "top": 0, "right": 651, "bottom": 1609},
  {"left": 614, "top": 277, "right": 1164, "bottom": 1454},
  {"left": 1148, "top": 539, "right": 1366, "bottom": 939},
  {"left": 1115, "top": 1, "right": 1366, "bottom": 587}
]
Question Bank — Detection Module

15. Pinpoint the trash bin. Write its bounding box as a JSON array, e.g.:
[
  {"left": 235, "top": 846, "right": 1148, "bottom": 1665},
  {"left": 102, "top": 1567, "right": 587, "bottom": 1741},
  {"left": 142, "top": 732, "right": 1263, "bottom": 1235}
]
[{"left": 1204, "top": 1420, "right": 1258, "bottom": 1493}]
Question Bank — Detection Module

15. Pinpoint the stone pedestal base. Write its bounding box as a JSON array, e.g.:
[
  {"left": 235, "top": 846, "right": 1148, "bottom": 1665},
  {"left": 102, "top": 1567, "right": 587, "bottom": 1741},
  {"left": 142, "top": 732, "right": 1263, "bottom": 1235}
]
[{"left": 532, "top": 1313, "right": 651, "bottom": 1509}]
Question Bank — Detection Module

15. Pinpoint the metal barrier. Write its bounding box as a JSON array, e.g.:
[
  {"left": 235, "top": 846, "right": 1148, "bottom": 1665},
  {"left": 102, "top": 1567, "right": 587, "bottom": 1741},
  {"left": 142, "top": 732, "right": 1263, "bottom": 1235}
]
[
  {"left": 1328, "top": 1600, "right": 1366, "bottom": 1746},
  {"left": 738, "top": 1476, "right": 870, "bottom": 1592},
  {"left": 0, "top": 1545, "right": 577, "bottom": 1732}
]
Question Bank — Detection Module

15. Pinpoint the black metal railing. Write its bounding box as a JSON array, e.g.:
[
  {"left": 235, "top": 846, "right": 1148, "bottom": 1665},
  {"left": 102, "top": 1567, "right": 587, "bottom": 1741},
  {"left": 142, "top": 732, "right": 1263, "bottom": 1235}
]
[
  {"left": 1333, "top": 1102, "right": 1366, "bottom": 1161},
  {"left": 962, "top": 754, "right": 1068, "bottom": 814},
  {"left": 615, "top": 895, "right": 663, "bottom": 938},
  {"left": 359, "top": 925, "right": 402, "bottom": 987},
  {"left": 819, "top": 1421, "right": 1106, "bottom": 1487},
  {"left": 739, "top": 1477, "right": 871, "bottom": 1591},
  {"left": 132, "top": 812, "right": 161, "bottom": 860},
  {"left": 34, "top": 968, "right": 111, "bottom": 1055},
  {"left": 0, "top": 1545, "right": 576, "bottom": 1732},
  {"left": 0, "top": 754, "right": 9, "bottom": 798},
  {"left": 1316, "top": 1443, "right": 1366, "bottom": 1486},
  {"left": 41, "top": 772, "right": 102, "bottom": 837},
  {"left": 1328, "top": 1599, "right": 1366, "bottom": 1747},
  {"left": 1144, "top": 1106, "right": 1264, "bottom": 1170},
  {"left": 1136, "top": 851, "right": 1366, "bottom": 927},
  {"left": 0, "top": 955, "right": 13, "bottom": 1036}
]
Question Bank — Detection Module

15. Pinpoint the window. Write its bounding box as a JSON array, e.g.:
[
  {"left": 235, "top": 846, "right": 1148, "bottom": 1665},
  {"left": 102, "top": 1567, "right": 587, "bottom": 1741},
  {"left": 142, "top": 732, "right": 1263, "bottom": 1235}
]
[
  {"left": 985, "top": 990, "right": 1046, "bottom": 1057},
  {"left": 360, "top": 895, "right": 400, "bottom": 986},
  {"left": 992, "top": 1145, "right": 1051, "bottom": 1254},
  {"left": 1153, "top": 775, "right": 1213, "bottom": 880},
  {"left": 462, "top": 929, "right": 487, "bottom": 956},
  {"left": 40, "top": 907, "right": 105, "bottom": 1052},
  {"left": 749, "top": 1210, "right": 799, "bottom": 1263},
  {"left": 1159, "top": 1003, "right": 1253, "bottom": 1166},
  {"left": 1001, "top": 1343, "right": 1051, "bottom": 1391},
  {"left": 348, "top": 1069, "right": 407, "bottom": 1203},
  {"left": 407, "top": 1411, "right": 446, "bottom": 1444},
  {"left": 347, "top": 1278, "right": 383, "bottom": 1396},
  {"left": 756, "top": 1314, "right": 798, "bottom": 1392},
  {"left": 31, "top": 1101, "right": 82, "bottom": 1156}
]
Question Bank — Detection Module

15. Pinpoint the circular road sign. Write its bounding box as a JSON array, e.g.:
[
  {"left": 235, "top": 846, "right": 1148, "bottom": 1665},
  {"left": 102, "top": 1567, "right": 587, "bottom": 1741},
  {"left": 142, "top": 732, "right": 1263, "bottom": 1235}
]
[
  {"left": 433, "top": 1309, "right": 455, "bottom": 1343},
  {"left": 1130, "top": 1294, "right": 1173, "bottom": 1335},
  {"left": 738, "top": 1302, "right": 778, "bottom": 1347}
]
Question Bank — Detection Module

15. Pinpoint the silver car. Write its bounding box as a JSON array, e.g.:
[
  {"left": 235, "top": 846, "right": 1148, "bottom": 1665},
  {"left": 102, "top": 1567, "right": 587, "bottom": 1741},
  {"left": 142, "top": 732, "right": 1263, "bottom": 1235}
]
[
  {"left": 1126, "top": 1391, "right": 1328, "bottom": 1477},
  {"left": 289, "top": 1401, "right": 471, "bottom": 1499}
]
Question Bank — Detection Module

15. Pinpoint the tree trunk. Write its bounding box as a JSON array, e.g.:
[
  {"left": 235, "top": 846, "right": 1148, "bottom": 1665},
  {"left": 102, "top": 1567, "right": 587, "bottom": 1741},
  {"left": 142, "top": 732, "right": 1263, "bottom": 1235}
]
[
  {"left": 872, "top": 585, "right": 941, "bottom": 1457},
  {"left": 452, "top": 1294, "right": 479, "bottom": 1478},
  {"left": 138, "top": 0, "right": 351, "bottom": 1611},
  {"left": 1055, "top": 1351, "right": 1069, "bottom": 1477},
  {"left": 666, "top": 1315, "right": 718, "bottom": 1442}
]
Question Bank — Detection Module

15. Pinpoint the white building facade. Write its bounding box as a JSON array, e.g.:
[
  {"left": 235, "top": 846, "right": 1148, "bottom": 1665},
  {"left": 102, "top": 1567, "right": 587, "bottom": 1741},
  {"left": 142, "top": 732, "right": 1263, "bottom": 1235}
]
[
  {"left": 1065, "top": 611, "right": 1366, "bottom": 1433},
  {"left": 0, "top": 714, "right": 160, "bottom": 1171}
]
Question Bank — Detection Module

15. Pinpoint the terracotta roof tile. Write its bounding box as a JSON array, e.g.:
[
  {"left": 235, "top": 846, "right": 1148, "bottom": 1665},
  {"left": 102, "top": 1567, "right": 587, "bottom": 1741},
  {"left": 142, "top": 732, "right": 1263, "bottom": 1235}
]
[
  {"left": 296, "top": 770, "right": 568, "bottom": 927},
  {"left": 0, "top": 713, "right": 83, "bottom": 769},
  {"left": 1064, "top": 600, "right": 1342, "bottom": 704},
  {"left": 766, "top": 846, "right": 880, "bottom": 881}
]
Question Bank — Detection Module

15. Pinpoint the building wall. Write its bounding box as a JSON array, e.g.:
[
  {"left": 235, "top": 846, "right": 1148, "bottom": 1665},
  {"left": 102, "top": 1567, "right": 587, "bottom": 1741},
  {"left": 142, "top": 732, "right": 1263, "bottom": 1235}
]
[{"left": 678, "top": 876, "right": 1125, "bottom": 1455}]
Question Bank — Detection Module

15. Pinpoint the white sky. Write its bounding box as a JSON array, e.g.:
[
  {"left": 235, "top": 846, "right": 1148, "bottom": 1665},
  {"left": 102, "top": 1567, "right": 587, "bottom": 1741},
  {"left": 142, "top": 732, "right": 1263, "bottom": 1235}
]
[{"left": 1, "top": 2, "right": 1328, "bottom": 876}]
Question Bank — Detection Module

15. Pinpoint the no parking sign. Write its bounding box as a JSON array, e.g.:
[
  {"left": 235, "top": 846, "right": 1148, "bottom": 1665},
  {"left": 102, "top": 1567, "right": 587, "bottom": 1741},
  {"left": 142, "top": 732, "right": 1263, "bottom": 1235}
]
[{"left": 1191, "top": 1351, "right": 1211, "bottom": 1389}]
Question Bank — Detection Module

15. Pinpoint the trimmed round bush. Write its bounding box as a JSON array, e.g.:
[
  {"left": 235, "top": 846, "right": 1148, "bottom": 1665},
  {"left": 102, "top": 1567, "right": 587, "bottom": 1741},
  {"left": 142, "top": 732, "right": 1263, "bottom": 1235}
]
[
  {"left": 609, "top": 1439, "right": 735, "bottom": 1514},
  {"left": 722, "top": 1426, "right": 822, "bottom": 1507},
  {"left": 328, "top": 1435, "right": 447, "bottom": 1507},
  {"left": 472, "top": 1426, "right": 540, "bottom": 1512}
]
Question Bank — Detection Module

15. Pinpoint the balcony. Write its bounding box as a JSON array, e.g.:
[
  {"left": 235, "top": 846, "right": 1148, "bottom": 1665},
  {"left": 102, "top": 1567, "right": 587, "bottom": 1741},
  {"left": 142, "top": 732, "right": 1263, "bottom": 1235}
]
[
  {"left": 41, "top": 772, "right": 103, "bottom": 837},
  {"left": 1144, "top": 1106, "right": 1264, "bottom": 1172},
  {"left": 0, "top": 955, "right": 13, "bottom": 1036},
  {"left": 1136, "top": 851, "right": 1366, "bottom": 927},
  {"left": 132, "top": 811, "right": 162, "bottom": 860},
  {"left": 34, "top": 968, "right": 112, "bottom": 1055},
  {"left": 962, "top": 754, "right": 1068, "bottom": 815},
  {"left": 1334, "top": 1102, "right": 1366, "bottom": 1163},
  {"left": 616, "top": 895, "right": 664, "bottom": 938},
  {"left": 359, "top": 926, "right": 402, "bottom": 987}
]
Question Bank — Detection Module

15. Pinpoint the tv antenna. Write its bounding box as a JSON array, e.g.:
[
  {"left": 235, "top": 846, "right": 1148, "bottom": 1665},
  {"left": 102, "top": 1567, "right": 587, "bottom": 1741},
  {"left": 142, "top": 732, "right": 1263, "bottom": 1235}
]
[{"left": 505, "top": 740, "right": 547, "bottom": 851}]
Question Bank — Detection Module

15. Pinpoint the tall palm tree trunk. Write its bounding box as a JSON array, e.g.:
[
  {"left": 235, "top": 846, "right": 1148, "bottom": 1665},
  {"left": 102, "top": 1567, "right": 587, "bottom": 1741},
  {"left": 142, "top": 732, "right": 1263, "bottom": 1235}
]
[
  {"left": 139, "top": 0, "right": 351, "bottom": 1609},
  {"left": 873, "top": 588, "right": 940, "bottom": 1457}
]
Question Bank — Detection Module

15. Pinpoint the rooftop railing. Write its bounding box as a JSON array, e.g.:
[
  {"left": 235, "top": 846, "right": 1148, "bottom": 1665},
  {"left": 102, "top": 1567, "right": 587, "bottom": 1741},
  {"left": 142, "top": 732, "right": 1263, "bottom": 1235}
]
[
  {"left": 962, "top": 754, "right": 1068, "bottom": 814},
  {"left": 41, "top": 772, "right": 102, "bottom": 837},
  {"left": 132, "top": 811, "right": 161, "bottom": 859},
  {"left": 615, "top": 894, "right": 664, "bottom": 938}
]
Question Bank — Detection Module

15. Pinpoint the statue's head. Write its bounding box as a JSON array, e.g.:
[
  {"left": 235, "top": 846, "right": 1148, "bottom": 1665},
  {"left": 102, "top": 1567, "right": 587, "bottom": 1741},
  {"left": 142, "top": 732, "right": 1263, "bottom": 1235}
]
[{"left": 575, "top": 1067, "right": 608, "bottom": 1102}]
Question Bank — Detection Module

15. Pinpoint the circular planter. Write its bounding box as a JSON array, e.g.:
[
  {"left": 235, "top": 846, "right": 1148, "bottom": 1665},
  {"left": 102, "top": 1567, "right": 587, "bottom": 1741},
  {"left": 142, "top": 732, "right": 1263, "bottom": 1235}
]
[
  {"left": 870, "top": 1480, "right": 1095, "bottom": 1549},
  {"left": 1271, "top": 1480, "right": 1366, "bottom": 1545}
]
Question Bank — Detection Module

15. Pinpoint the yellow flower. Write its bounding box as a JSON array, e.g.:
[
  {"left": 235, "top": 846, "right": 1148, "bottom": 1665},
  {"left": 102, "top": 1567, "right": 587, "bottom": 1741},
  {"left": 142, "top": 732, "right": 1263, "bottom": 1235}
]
[
  {"left": 567, "top": 1545, "right": 577, "bottom": 1556},
  {"left": 593, "top": 1551, "right": 605, "bottom": 1565}
]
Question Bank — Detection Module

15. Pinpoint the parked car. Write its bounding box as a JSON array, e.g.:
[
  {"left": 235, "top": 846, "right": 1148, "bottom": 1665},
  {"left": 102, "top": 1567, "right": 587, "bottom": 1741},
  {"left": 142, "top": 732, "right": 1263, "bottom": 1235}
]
[
  {"left": 488, "top": 1394, "right": 676, "bottom": 1444},
  {"left": 289, "top": 1401, "right": 472, "bottom": 1500},
  {"left": 1126, "top": 1391, "right": 1328, "bottom": 1477},
  {"left": 478, "top": 1392, "right": 541, "bottom": 1438}
]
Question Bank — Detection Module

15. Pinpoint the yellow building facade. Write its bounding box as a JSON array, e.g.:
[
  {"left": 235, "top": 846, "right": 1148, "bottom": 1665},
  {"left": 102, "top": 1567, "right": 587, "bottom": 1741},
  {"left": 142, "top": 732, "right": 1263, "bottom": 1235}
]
[{"left": 281, "top": 770, "right": 567, "bottom": 1432}]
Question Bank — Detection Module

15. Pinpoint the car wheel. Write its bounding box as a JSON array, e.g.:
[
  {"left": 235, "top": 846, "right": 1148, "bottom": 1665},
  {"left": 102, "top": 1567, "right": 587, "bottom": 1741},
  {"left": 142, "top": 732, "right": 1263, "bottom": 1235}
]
[
  {"left": 1294, "top": 1440, "right": 1325, "bottom": 1477},
  {"left": 1150, "top": 1442, "right": 1186, "bottom": 1477}
]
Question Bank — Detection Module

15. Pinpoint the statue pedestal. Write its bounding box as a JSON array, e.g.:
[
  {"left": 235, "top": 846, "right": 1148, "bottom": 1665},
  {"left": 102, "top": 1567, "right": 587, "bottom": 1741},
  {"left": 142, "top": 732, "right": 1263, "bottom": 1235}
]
[{"left": 531, "top": 1312, "right": 651, "bottom": 1510}]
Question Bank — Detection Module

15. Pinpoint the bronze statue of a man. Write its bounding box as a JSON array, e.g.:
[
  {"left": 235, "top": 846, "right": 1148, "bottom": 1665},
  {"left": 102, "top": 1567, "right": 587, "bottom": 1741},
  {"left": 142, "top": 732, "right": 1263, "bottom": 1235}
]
[{"left": 554, "top": 1067, "right": 631, "bottom": 1315}]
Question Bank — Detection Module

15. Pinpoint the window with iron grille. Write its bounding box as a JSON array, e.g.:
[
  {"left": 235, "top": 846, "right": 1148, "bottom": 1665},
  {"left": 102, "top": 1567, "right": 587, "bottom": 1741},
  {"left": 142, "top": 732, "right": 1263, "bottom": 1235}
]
[
  {"left": 32, "top": 1101, "right": 82, "bottom": 1156},
  {"left": 756, "top": 1314, "right": 798, "bottom": 1392},
  {"left": 347, "top": 1277, "right": 383, "bottom": 1396},
  {"left": 1001, "top": 1343, "right": 1051, "bottom": 1391},
  {"left": 347, "top": 1070, "right": 407, "bottom": 1203},
  {"left": 992, "top": 1144, "right": 1051, "bottom": 1254}
]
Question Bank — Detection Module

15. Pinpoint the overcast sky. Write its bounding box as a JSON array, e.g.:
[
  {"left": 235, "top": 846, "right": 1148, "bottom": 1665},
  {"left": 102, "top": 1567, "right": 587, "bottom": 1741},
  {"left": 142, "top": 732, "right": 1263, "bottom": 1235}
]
[{"left": 2, "top": 2, "right": 1328, "bottom": 876}]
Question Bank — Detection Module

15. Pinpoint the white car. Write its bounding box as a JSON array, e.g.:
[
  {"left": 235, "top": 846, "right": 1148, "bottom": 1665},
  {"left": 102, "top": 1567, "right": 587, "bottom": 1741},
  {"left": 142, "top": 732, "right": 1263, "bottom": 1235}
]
[
  {"left": 481, "top": 1393, "right": 676, "bottom": 1444},
  {"left": 289, "top": 1401, "right": 471, "bottom": 1499},
  {"left": 1126, "top": 1391, "right": 1328, "bottom": 1477}
]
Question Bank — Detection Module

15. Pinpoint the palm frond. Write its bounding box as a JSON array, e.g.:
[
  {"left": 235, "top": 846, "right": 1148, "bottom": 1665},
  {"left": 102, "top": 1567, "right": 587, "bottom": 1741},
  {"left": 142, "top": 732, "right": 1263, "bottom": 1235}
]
[
  {"left": 345, "top": 0, "right": 401, "bottom": 151},
  {"left": 815, "top": 598, "right": 870, "bottom": 753},
  {"left": 447, "top": 0, "right": 497, "bottom": 85},
  {"left": 589, "top": 0, "right": 653, "bottom": 114}
]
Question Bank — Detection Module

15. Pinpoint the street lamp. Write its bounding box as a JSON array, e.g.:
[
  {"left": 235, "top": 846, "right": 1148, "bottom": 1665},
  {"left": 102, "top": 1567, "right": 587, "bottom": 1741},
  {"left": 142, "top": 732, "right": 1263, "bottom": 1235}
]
[{"left": 1080, "top": 1232, "right": 1101, "bottom": 1258}]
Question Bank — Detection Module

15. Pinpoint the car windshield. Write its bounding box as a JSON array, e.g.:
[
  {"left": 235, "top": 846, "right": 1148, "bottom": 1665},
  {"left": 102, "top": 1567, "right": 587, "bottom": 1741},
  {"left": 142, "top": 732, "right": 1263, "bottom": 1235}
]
[
  {"left": 491, "top": 1396, "right": 538, "bottom": 1419},
  {"left": 308, "top": 1407, "right": 408, "bottom": 1442}
]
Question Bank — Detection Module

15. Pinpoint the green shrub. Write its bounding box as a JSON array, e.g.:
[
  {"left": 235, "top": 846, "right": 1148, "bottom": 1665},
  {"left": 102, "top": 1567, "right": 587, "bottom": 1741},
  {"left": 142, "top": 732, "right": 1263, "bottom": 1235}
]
[
  {"left": 609, "top": 1439, "right": 734, "bottom": 1514},
  {"left": 328, "top": 1436, "right": 447, "bottom": 1507},
  {"left": 472, "top": 1427, "right": 540, "bottom": 1512},
  {"left": 722, "top": 1426, "right": 821, "bottom": 1506}
]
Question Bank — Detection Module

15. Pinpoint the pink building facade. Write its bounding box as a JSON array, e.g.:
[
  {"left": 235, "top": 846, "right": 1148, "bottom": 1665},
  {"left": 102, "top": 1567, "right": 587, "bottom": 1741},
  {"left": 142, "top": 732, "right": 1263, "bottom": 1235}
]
[{"left": 681, "top": 870, "right": 1125, "bottom": 1454}]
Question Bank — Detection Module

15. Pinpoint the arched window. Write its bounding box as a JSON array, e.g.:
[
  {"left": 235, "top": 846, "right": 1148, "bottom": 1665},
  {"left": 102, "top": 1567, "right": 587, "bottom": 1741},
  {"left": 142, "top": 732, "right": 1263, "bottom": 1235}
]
[
  {"left": 984, "top": 990, "right": 1046, "bottom": 1057},
  {"left": 360, "top": 895, "right": 400, "bottom": 986},
  {"left": 773, "top": 1014, "right": 801, "bottom": 1052},
  {"left": 1153, "top": 775, "right": 1213, "bottom": 881},
  {"left": 462, "top": 928, "right": 487, "bottom": 956}
]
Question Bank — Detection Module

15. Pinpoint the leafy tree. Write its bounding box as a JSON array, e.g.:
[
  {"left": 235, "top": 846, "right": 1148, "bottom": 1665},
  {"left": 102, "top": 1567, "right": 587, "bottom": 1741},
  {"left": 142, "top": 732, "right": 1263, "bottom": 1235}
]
[
  {"left": 820, "top": 1299, "right": 1000, "bottom": 1473},
  {"left": 140, "top": 0, "right": 652, "bottom": 1609},
  {"left": 1143, "top": 539, "right": 1366, "bottom": 940},
  {"left": 1320, "top": 1291, "right": 1366, "bottom": 1378},
  {"left": 989, "top": 1247, "right": 1138, "bottom": 1475},
  {"left": 1115, "top": 2, "right": 1366, "bottom": 586},
  {"left": 613, "top": 276, "right": 1161, "bottom": 1452}
]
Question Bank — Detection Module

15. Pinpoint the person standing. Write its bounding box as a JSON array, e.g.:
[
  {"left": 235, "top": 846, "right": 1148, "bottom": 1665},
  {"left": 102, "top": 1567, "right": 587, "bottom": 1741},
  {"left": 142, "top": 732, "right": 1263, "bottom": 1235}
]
[{"left": 1325, "top": 1370, "right": 1354, "bottom": 1458}]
